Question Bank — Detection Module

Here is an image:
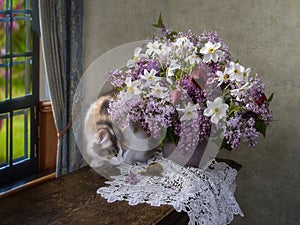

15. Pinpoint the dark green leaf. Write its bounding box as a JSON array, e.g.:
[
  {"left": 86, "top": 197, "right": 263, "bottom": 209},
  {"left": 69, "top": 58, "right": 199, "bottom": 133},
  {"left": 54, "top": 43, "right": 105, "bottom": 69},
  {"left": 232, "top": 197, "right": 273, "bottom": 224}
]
[
  {"left": 255, "top": 119, "right": 267, "bottom": 137},
  {"left": 221, "top": 139, "right": 233, "bottom": 151},
  {"left": 152, "top": 13, "right": 163, "bottom": 28},
  {"left": 268, "top": 93, "right": 274, "bottom": 102},
  {"left": 165, "top": 126, "right": 180, "bottom": 144},
  {"left": 167, "top": 31, "right": 178, "bottom": 41}
]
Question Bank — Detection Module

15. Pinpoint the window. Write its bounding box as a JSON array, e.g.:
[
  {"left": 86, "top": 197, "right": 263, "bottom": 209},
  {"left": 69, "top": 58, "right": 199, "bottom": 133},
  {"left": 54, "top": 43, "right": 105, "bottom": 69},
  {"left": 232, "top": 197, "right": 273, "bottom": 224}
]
[{"left": 0, "top": 0, "right": 39, "bottom": 186}]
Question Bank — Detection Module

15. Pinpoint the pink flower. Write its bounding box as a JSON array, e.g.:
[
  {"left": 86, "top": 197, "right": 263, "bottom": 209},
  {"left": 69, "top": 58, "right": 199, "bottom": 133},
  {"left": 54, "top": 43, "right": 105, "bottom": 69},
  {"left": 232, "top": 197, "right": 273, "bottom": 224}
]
[
  {"left": 171, "top": 89, "right": 181, "bottom": 105},
  {"left": 189, "top": 68, "right": 208, "bottom": 90}
]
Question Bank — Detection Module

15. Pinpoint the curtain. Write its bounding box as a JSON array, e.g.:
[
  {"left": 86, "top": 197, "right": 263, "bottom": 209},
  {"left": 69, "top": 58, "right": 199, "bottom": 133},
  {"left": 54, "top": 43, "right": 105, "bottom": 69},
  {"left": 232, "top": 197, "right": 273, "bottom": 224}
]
[{"left": 39, "top": 0, "right": 85, "bottom": 176}]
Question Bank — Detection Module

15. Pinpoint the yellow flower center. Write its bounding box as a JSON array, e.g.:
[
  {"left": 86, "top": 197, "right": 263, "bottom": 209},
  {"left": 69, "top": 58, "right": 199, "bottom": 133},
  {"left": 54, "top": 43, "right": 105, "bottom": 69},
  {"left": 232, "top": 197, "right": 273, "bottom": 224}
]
[
  {"left": 214, "top": 108, "right": 220, "bottom": 114},
  {"left": 166, "top": 68, "right": 169, "bottom": 75},
  {"left": 186, "top": 111, "right": 193, "bottom": 116},
  {"left": 223, "top": 74, "right": 229, "bottom": 80},
  {"left": 243, "top": 72, "right": 247, "bottom": 77},
  {"left": 147, "top": 76, "right": 153, "bottom": 81},
  {"left": 155, "top": 89, "right": 162, "bottom": 95},
  {"left": 133, "top": 56, "right": 138, "bottom": 62},
  {"left": 209, "top": 47, "right": 215, "bottom": 54},
  {"left": 128, "top": 86, "right": 133, "bottom": 93},
  {"left": 233, "top": 69, "right": 238, "bottom": 74}
]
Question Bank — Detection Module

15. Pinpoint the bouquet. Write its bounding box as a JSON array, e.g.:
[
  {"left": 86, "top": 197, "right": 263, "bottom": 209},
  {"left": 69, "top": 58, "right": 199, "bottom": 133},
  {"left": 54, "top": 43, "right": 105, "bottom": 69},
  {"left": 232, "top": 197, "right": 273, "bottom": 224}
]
[{"left": 107, "top": 15, "right": 273, "bottom": 161}]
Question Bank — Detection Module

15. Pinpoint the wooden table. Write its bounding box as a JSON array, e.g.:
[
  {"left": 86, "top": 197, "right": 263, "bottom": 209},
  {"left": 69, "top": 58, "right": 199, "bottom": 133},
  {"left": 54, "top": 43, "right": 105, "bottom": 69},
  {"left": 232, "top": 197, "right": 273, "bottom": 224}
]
[{"left": 0, "top": 167, "right": 189, "bottom": 225}]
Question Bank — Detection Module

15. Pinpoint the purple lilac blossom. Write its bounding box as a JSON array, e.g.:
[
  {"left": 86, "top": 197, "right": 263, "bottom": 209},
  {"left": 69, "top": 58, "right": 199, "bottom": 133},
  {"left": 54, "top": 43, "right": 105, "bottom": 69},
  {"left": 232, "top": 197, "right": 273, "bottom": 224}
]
[
  {"left": 224, "top": 113, "right": 260, "bottom": 150},
  {"left": 108, "top": 69, "right": 127, "bottom": 88},
  {"left": 134, "top": 57, "right": 161, "bottom": 78}
]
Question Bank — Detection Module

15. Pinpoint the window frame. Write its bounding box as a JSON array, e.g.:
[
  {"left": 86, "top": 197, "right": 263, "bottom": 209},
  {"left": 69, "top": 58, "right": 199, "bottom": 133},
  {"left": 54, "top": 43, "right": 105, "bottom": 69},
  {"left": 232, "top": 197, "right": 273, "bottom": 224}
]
[{"left": 0, "top": 0, "right": 39, "bottom": 186}]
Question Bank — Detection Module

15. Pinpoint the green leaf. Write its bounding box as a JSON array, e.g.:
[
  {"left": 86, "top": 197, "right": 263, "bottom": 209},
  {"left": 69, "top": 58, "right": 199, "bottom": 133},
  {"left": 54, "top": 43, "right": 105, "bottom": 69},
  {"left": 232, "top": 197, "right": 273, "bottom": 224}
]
[
  {"left": 228, "top": 102, "right": 241, "bottom": 116},
  {"left": 167, "top": 31, "right": 178, "bottom": 41},
  {"left": 221, "top": 139, "right": 233, "bottom": 151},
  {"left": 165, "top": 126, "right": 180, "bottom": 144},
  {"left": 268, "top": 93, "right": 274, "bottom": 102},
  {"left": 255, "top": 119, "right": 267, "bottom": 137},
  {"left": 152, "top": 13, "right": 163, "bottom": 28}
]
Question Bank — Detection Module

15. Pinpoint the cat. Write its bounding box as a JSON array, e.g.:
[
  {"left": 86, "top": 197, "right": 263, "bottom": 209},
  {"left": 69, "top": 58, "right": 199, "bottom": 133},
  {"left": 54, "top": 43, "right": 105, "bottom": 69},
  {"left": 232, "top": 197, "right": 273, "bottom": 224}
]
[{"left": 84, "top": 86, "right": 157, "bottom": 168}]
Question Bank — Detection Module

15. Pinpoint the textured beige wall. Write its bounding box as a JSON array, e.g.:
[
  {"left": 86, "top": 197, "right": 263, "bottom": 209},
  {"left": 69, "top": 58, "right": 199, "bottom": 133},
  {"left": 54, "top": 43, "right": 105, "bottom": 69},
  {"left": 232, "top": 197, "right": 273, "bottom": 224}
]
[{"left": 83, "top": 1, "right": 300, "bottom": 224}]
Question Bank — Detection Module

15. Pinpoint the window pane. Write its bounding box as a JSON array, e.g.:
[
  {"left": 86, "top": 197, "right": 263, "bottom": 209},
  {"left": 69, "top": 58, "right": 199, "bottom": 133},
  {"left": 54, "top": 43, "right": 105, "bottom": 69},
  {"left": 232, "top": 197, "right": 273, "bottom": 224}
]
[
  {"left": 11, "top": 56, "right": 32, "bottom": 98},
  {"left": 12, "top": 16, "right": 32, "bottom": 53},
  {"left": 13, "top": 0, "right": 31, "bottom": 10},
  {"left": 0, "top": 0, "right": 12, "bottom": 10},
  {"left": 0, "top": 59, "right": 9, "bottom": 101},
  {"left": 0, "top": 16, "right": 11, "bottom": 55},
  {"left": 12, "top": 108, "right": 30, "bottom": 162},
  {"left": 0, "top": 112, "right": 9, "bottom": 167}
]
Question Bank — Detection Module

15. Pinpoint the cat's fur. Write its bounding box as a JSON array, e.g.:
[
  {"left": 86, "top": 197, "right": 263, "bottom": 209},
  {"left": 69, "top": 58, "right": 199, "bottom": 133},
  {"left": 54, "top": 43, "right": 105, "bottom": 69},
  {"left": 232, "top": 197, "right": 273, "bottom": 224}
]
[{"left": 84, "top": 90, "right": 156, "bottom": 167}]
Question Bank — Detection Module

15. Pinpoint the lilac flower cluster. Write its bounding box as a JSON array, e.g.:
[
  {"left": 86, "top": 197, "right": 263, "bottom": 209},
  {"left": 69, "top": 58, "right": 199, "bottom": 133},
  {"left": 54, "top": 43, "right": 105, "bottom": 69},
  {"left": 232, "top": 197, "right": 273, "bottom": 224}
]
[
  {"left": 224, "top": 113, "right": 260, "bottom": 150},
  {"left": 107, "top": 18, "right": 273, "bottom": 155},
  {"left": 108, "top": 69, "right": 129, "bottom": 88},
  {"left": 246, "top": 76, "right": 272, "bottom": 124},
  {"left": 134, "top": 57, "right": 161, "bottom": 79},
  {"left": 180, "top": 76, "right": 211, "bottom": 143}
]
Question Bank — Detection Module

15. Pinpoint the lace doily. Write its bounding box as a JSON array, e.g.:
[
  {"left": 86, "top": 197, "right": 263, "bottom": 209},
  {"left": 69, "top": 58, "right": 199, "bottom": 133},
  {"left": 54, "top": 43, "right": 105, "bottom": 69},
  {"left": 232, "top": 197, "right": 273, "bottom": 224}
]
[{"left": 97, "top": 156, "right": 244, "bottom": 225}]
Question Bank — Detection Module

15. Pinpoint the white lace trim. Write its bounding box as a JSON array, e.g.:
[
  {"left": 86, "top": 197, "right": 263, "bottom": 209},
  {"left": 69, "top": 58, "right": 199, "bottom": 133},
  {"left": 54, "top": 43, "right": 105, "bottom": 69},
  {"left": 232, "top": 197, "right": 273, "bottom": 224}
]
[{"left": 97, "top": 157, "right": 244, "bottom": 225}]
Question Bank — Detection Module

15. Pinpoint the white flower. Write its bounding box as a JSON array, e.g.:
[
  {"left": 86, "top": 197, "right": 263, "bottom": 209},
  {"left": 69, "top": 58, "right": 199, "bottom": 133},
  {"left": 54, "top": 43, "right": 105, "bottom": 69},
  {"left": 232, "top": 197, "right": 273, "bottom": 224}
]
[
  {"left": 140, "top": 69, "right": 161, "bottom": 84},
  {"left": 150, "top": 83, "right": 168, "bottom": 98},
  {"left": 200, "top": 41, "right": 224, "bottom": 63},
  {"left": 146, "top": 41, "right": 162, "bottom": 56},
  {"left": 240, "top": 66, "right": 251, "bottom": 83},
  {"left": 178, "top": 102, "right": 199, "bottom": 121},
  {"left": 126, "top": 47, "right": 146, "bottom": 68},
  {"left": 175, "top": 36, "right": 193, "bottom": 48},
  {"left": 125, "top": 77, "right": 141, "bottom": 95},
  {"left": 216, "top": 70, "right": 230, "bottom": 86},
  {"left": 230, "top": 82, "right": 250, "bottom": 101},
  {"left": 166, "top": 60, "right": 181, "bottom": 84},
  {"left": 159, "top": 43, "right": 171, "bottom": 60},
  {"left": 226, "top": 61, "right": 243, "bottom": 82},
  {"left": 204, "top": 97, "right": 228, "bottom": 124},
  {"left": 185, "top": 51, "right": 200, "bottom": 65}
]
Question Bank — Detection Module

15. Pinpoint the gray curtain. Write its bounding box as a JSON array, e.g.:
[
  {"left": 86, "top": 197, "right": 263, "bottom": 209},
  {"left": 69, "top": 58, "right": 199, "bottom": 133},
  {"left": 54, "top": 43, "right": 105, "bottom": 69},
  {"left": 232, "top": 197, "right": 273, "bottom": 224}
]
[{"left": 39, "top": 0, "right": 85, "bottom": 176}]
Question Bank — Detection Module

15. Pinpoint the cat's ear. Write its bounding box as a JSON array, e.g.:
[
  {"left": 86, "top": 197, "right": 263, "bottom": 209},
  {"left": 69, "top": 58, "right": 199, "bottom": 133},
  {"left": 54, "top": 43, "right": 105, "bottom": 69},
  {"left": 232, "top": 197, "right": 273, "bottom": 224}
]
[{"left": 97, "top": 129, "right": 113, "bottom": 149}]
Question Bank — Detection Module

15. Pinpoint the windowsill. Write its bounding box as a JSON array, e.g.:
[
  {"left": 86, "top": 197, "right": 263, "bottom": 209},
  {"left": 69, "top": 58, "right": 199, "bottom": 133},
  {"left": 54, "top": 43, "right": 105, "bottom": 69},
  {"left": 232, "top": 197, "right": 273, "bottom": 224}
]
[{"left": 0, "top": 170, "right": 56, "bottom": 199}]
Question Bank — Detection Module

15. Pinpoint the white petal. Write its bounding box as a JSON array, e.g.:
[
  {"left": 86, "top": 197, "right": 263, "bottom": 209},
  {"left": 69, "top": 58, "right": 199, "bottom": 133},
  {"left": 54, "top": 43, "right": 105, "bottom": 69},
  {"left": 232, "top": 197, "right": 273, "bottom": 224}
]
[
  {"left": 214, "top": 42, "right": 221, "bottom": 49},
  {"left": 214, "top": 97, "right": 223, "bottom": 105},
  {"left": 216, "top": 71, "right": 223, "bottom": 77},
  {"left": 149, "top": 69, "right": 157, "bottom": 76},
  {"left": 200, "top": 45, "right": 209, "bottom": 54},
  {"left": 206, "top": 100, "right": 213, "bottom": 108},
  {"left": 125, "top": 77, "right": 131, "bottom": 85},
  {"left": 211, "top": 53, "right": 218, "bottom": 63},
  {"left": 134, "top": 47, "right": 142, "bottom": 56},
  {"left": 204, "top": 108, "right": 213, "bottom": 117},
  {"left": 145, "top": 49, "right": 152, "bottom": 55},
  {"left": 126, "top": 59, "right": 134, "bottom": 68},
  {"left": 203, "top": 54, "right": 211, "bottom": 63},
  {"left": 211, "top": 114, "right": 220, "bottom": 124},
  {"left": 216, "top": 50, "right": 224, "bottom": 58},
  {"left": 246, "top": 67, "right": 251, "bottom": 74}
]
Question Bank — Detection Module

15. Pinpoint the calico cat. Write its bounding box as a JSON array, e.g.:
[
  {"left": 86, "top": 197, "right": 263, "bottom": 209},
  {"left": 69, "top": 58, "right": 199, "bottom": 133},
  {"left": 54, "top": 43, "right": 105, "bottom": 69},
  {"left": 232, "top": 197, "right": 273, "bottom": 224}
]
[{"left": 84, "top": 88, "right": 156, "bottom": 168}]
